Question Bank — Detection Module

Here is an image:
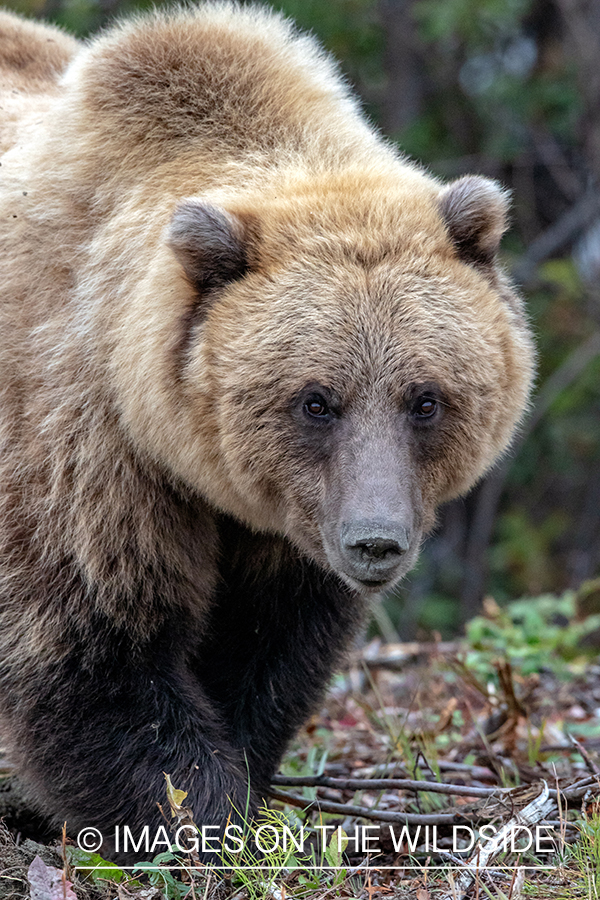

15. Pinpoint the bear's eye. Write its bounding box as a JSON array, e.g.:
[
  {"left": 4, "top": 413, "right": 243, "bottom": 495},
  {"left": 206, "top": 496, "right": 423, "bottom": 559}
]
[
  {"left": 304, "top": 395, "right": 330, "bottom": 419},
  {"left": 413, "top": 396, "right": 438, "bottom": 420}
]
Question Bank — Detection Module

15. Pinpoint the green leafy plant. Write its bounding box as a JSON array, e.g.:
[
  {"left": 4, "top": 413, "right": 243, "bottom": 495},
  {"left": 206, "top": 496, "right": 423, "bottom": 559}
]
[
  {"left": 464, "top": 591, "right": 600, "bottom": 680},
  {"left": 132, "top": 851, "right": 190, "bottom": 900},
  {"left": 324, "top": 827, "right": 349, "bottom": 889},
  {"left": 65, "top": 847, "right": 134, "bottom": 886}
]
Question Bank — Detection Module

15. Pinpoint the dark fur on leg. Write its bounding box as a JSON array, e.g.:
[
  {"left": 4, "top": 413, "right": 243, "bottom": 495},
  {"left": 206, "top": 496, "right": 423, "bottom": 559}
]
[{"left": 196, "top": 517, "right": 365, "bottom": 792}]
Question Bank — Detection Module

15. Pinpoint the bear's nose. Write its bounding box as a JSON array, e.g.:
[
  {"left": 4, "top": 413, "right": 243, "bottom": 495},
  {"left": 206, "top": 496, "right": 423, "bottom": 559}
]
[
  {"left": 340, "top": 522, "right": 411, "bottom": 584},
  {"left": 351, "top": 536, "right": 402, "bottom": 560}
]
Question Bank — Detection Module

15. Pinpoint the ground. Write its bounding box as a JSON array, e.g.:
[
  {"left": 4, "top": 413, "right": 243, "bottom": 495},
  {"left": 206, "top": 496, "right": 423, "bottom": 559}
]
[{"left": 2, "top": 590, "right": 600, "bottom": 899}]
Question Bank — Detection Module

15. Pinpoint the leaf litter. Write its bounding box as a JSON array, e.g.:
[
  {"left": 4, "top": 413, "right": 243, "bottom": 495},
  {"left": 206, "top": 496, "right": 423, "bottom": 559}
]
[{"left": 2, "top": 598, "right": 600, "bottom": 898}]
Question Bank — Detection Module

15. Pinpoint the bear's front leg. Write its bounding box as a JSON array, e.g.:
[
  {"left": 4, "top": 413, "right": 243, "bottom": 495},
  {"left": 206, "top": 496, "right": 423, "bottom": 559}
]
[
  {"left": 6, "top": 625, "right": 255, "bottom": 863},
  {"left": 195, "top": 518, "right": 367, "bottom": 795}
]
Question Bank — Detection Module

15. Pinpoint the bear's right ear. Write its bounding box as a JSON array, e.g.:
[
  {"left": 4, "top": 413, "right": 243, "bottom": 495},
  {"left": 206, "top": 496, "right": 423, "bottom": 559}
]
[
  {"left": 438, "top": 176, "right": 510, "bottom": 270},
  {"left": 166, "top": 200, "right": 251, "bottom": 295}
]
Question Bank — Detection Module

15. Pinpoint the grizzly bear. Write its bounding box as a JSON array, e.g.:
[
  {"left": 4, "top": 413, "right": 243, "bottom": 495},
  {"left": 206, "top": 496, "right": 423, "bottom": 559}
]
[{"left": 0, "top": 3, "right": 534, "bottom": 860}]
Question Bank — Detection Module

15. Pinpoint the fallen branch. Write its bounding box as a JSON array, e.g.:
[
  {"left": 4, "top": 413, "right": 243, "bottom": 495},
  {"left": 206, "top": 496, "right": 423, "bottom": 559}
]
[
  {"left": 562, "top": 774, "right": 599, "bottom": 798},
  {"left": 272, "top": 774, "right": 498, "bottom": 798},
  {"left": 317, "top": 758, "right": 501, "bottom": 782},
  {"left": 361, "top": 641, "right": 461, "bottom": 669},
  {"left": 272, "top": 773, "right": 596, "bottom": 805},
  {"left": 268, "top": 789, "right": 465, "bottom": 825},
  {"left": 567, "top": 736, "right": 600, "bottom": 777}
]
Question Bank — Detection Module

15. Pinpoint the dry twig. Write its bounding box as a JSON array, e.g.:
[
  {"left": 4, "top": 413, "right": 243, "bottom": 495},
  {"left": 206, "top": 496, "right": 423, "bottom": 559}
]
[
  {"left": 268, "top": 789, "right": 465, "bottom": 825},
  {"left": 272, "top": 774, "right": 498, "bottom": 798}
]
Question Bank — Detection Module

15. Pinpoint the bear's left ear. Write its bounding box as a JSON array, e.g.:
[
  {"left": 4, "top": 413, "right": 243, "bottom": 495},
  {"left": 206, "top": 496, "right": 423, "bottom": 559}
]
[
  {"left": 166, "top": 199, "right": 252, "bottom": 294},
  {"left": 438, "top": 176, "right": 510, "bottom": 270}
]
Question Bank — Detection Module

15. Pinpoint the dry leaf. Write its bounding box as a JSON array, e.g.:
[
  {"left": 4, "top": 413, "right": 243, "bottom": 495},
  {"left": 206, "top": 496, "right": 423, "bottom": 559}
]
[{"left": 28, "top": 856, "right": 77, "bottom": 900}]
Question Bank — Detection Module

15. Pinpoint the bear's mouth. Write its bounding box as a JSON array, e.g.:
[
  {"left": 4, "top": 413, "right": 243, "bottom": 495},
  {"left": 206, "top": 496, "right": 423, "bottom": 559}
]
[
  {"left": 343, "top": 572, "right": 405, "bottom": 595},
  {"left": 320, "top": 520, "right": 421, "bottom": 596},
  {"left": 330, "top": 547, "right": 422, "bottom": 597},
  {"left": 360, "top": 578, "right": 392, "bottom": 588}
]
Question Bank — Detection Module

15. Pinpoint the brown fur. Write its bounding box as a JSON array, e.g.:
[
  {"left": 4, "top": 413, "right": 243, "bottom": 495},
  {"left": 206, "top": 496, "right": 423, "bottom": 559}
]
[
  {"left": 0, "top": 11, "right": 78, "bottom": 152},
  {"left": 0, "top": 4, "right": 535, "bottom": 852}
]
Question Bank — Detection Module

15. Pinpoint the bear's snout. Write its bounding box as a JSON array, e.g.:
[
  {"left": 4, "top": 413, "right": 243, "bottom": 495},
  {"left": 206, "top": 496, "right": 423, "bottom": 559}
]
[{"left": 339, "top": 520, "right": 411, "bottom": 586}]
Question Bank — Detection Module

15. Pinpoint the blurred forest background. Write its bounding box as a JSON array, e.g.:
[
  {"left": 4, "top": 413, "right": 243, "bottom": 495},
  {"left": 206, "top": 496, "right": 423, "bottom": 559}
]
[{"left": 6, "top": 0, "right": 600, "bottom": 639}]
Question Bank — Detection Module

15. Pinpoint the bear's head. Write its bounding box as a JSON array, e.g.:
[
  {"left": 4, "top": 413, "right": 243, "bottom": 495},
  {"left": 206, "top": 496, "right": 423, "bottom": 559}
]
[{"left": 120, "top": 171, "right": 534, "bottom": 595}]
